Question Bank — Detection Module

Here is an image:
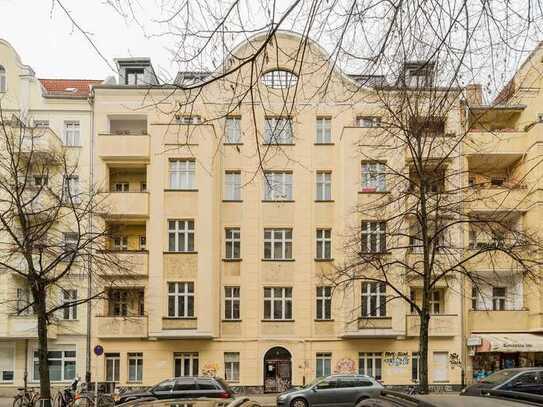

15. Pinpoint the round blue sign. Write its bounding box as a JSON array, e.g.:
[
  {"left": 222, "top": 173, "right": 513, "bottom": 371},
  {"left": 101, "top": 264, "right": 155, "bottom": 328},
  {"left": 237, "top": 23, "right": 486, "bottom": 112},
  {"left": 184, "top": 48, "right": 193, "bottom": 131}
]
[{"left": 94, "top": 345, "right": 104, "bottom": 356}]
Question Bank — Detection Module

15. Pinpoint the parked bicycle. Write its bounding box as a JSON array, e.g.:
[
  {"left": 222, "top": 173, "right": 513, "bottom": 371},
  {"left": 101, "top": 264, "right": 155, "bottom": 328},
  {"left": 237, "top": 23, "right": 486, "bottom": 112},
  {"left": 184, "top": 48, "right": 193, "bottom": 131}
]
[
  {"left": 406, "top": 385, "right": 418, "bottom": 396},
  {"left": 55, "top": 377, "right": 80, "bottom": 407},
  {"left": 13, "top": 387, "right": 38, "bottom": 407}
]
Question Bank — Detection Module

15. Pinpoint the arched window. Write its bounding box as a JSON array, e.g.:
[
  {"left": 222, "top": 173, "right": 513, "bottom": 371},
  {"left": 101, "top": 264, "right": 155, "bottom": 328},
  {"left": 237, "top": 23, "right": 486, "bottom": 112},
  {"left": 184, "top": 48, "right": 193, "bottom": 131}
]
[
  {"left": 0, "top": 65, "right": 6, "bottom": 93},
  {"left": 261, "top": 70, "right": 298, "bottom": 89}
]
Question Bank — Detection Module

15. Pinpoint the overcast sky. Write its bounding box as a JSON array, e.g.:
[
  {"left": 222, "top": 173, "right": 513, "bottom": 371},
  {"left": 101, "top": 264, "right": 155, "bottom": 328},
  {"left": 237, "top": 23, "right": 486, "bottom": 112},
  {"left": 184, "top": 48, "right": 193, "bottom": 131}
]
[{"left": 0, "top": 0, "right": 174, "bottom": 80}]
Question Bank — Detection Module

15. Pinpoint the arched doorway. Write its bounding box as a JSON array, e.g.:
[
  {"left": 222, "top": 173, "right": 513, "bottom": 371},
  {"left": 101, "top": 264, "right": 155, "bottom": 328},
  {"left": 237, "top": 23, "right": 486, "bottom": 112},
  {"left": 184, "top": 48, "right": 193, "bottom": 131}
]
[{"left": 263, "top": 347, "right": 292, "bottom": 393}]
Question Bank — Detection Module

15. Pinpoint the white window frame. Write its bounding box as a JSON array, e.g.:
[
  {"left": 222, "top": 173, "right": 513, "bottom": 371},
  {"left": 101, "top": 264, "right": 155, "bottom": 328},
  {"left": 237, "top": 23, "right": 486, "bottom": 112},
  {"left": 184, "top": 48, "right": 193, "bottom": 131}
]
[
  {"left": 128, "top": 352, "right": 143, "bottom": 382},
  {"left": 261, "top": 70, "right": 297, "bottom": 89},
  {"left": 264, "top": 117, "right": 293, "bottom": 144},
  {"left": 112, "top": 236, "right": 128, "bottom": 251},
  {"left": 316, "top": 286, "right": 332, "bottom": 320},
  {"left": 358, "top": 352, "right": 382, "bottom": 380},
  {"left": 105, "top": 353, "right": 120, "bottom": 382},
  {"left": 430, "top": 290, "right": 441, "bottom": 314},
  {"left": 492, "top": 287, "right": 507, "bottom": 311},
  {"left": 263, "top": 287, "right": 292, "bottom": 320},
  {"left": 225, "top": 171, "right": 241, "bottom": 201},
  {"left": 263, "top": 228, "right": 293, "bottom": 260},
  {"left": 316, "top": 171, "right": 332, "bottom": 201},
  {"left": 263, "top": 171, "right": 292, "bottom": 200},
  {"left": 33, "top": 348, "right": 76, "bottom": 382},
  {"left": 361, "top": 162, "right": 386, "bottom": 192},
  {"left": 316, "top": 229, "right": 332, "bottom": 260},
  {"left": 225, "top": 228, "right": 241, "bottom": 260},
  {"left": 168, "top": 282, "right": 195, "bottom": 318},
  {"left": 174, "top": 352, "right": 199, "bottom": 376},
  {"left": 175, "top": 115, "right": 201, "bottom": 125},
  {"left": 64, "top": 175, "right": 80, "bottom": 203},
  {"left": 316, "top": 352, "right": 332, "bottom": 378},
  {"left": 61, "top": 289, "right": 77, "bottom": 320},
  {"left": 169, "top": 159, "right": 196, "bottom": 190},
  {"left": 361, "top": 221, "right": 387, "bottom": 253},
  {"left": 357, "top": 116, "right": 381, "bottom": 128},
  {"left": 224, "top": 286, "right": 240, "bottom": 320},
  {"left": 114, "top": 182, "right": 129, "bottom": 192},
  {"left": 224, "top": 352, "right": 240, "bottom": 382},
  {"left": 361, "top": 282, "right": 387, "bottom": 317},
  {"left": 125, "top": 69, "right": 145, "bottom": 86},
  {"left": 33, "top": 120, "right": 49, "bottom": 128},
  {"left": 63, "top": 121, "right": 80, "bottom": 146},
  {"left": 108, "top": 289, "right": 129, "bottom": 317},
  {"left": 0, "top": 343, "right": 14, "bottom": 383},
  {"left": 168, "top": 220, "right": 195, "bottom": 252},
  {"left": 316, "top": 117, "right": 332, "bottom": 144},
  {"left": 225, "top": 117, "right": 241, "bottom": 144}
]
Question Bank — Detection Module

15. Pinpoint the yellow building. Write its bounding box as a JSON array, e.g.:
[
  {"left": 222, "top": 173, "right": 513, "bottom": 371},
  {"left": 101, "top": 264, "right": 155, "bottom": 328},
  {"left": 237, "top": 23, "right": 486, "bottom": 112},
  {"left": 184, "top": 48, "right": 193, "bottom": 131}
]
[{"left": 0, "top": 39, "right": 100, "bottom": 394}]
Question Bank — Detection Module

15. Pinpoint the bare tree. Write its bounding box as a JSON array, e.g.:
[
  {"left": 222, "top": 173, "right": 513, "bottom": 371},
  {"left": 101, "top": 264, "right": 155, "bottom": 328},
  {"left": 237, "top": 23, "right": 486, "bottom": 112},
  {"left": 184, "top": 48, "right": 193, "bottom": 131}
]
[{"left": 0, "top": 107, "right": 125, "bottom": 406}]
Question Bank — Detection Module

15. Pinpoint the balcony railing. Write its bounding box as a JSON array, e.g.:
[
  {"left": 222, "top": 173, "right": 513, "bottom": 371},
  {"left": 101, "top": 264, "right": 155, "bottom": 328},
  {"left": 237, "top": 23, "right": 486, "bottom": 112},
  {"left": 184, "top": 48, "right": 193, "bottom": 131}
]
[
  {"left": 99, "top": 192, "right": 149, "bottom": 218},
  {"left": 1, "top": 315, "right": 58, "bottom": 339},
  {"left": 19, "top": 129, "right": 63, "bottom": 155},
  {"left": 406, "top": 313, "right": 459, "bottom": 337},
  {"left": 469, "top": 309, "right": 529, "bottom": 332},
  {"left": 95, "top": 316, "right": 148, "bottom": 338},
  {"left": 97, "top": 133, "right": 150, "bottom": 160}
]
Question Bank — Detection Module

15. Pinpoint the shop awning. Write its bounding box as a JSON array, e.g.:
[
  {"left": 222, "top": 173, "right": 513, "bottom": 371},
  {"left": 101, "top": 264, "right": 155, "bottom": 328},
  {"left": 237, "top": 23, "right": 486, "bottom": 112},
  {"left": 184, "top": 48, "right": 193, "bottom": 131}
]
[{"left": 473, "top": 333, "right": 543, "bottom": 353}]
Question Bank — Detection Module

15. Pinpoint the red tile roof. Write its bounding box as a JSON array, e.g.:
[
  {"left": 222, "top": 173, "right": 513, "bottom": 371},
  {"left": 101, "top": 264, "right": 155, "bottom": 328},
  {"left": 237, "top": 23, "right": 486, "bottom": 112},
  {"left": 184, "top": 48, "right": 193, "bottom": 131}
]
[{"left": 39, "top": 79, "right": 102, "bottom": 97}]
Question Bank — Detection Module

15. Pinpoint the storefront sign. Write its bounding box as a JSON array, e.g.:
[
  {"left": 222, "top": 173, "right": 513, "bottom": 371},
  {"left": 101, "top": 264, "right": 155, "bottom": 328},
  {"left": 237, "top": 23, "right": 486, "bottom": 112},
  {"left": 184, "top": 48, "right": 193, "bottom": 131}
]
[{"left": 467, "top": 336, "right": 482, "bottom": 346}]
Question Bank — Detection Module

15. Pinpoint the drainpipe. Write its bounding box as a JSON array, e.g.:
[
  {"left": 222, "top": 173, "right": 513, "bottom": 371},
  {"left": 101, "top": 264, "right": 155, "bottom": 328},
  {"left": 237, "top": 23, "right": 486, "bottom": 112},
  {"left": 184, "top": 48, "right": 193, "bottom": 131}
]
[{"left": 460, "top": 98, "right": 467, "bottom": 387}]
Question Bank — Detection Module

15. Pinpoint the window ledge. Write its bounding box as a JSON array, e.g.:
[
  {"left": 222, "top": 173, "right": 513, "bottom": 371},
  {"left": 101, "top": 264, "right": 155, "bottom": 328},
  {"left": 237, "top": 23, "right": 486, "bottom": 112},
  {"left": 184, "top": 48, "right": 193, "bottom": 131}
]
[
  {"left": 222, "top": 200, "right": 243, "bottom": 203},
  {"left": 222, "top": 258, "right": 242, "bottom": 262},
  {"left": 359, "top": 316, "right": 392, "bottom": 320},
  {"left": 315, "top": 258, "right": 334, "bottom": 262},
  {"left": 224, "top": 143, "right": 244, "bottom": 146},
  {"left": 262, "top": 143, "right": 296, "bottom": 146},
  {"left": 315, "top": 319, "right": 334, "bottom": 322},
  {"left": 315, "top": 200, "right": 335, "bottom": 203},
  {"left": 163, "top": 143, "right": 199, "bottom": 146},
  {"left": 222, "top": 319, "right": 242, "bottom": 322},
  {"left": 262, "top": 319, "right": 295, "bottom": 322},
  {"left": 64, "top": 145, "right": 83, "bottom": 148},
  {"left": 314, "top": 143, "right": 335, "bottom": 146},
  {"left": 162, "top": 317, "right": 197, "bottom": 320},
  {"left": 358, "top": 251, "right": 391, "bottom": 256},
  {"left": 164, "top": 189, "right": 198, "bottom": 192},
  {"left": 358, "top": 191, "right": 390, "bottom": 194},
  {"left": 163, "top": 251, "right": 198, "bottom": 254},
  {"left": 261, "top": 200, "right": 295, "bottom": 203},
  {"left": 261, "top": 258, "right": 295, "bottom": 262}
]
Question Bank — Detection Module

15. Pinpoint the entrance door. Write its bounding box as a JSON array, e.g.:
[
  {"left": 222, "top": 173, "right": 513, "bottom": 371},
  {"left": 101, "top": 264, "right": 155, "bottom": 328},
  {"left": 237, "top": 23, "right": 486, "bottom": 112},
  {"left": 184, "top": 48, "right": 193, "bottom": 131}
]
[
  {"left": 264, "top": 347, "right": 292, "bottom": 393},
  {"left": 433, "top": 352, "right": 449, "bottom": 382}
]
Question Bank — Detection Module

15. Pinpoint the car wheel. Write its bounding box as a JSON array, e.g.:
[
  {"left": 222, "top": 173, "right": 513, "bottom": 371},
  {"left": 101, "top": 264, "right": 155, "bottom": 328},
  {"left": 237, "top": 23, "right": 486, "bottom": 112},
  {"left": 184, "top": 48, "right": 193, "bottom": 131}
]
[
  {"left": 290, "top": 398, "right": 308, "bottom": 407},
  {"left": 355, "top": 396, "right": 369, "bottom": 406}
]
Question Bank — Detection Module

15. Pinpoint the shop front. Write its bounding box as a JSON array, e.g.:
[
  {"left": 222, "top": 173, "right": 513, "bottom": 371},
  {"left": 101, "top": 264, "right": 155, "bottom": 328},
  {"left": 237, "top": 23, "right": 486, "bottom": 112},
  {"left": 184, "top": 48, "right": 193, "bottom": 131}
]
[{"left": 468, "top": 333, "right": 543, "bottom": 381}]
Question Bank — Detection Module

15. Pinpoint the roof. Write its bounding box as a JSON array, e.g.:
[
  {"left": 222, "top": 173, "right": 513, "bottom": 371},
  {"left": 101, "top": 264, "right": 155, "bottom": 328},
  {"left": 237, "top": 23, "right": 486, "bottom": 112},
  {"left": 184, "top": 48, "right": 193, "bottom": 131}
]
[{"left": 39, "top": 78, "right": 102, "bottom": 98}]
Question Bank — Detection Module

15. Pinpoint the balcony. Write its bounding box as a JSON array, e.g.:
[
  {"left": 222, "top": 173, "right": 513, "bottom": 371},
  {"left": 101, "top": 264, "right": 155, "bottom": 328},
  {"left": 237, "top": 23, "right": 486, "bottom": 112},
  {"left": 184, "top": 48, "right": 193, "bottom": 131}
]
[
  {"left": 340, "top": 317, "right": 397, "bottom": 338},
  {"left": 99, "top": 192, "right": 148, "bottom": 218},
  {"left": 19, "top": 128, "right": 63, "bottom": 156},
  {"left": 469, "top": 310, "right": 530, "bottom": 333},
  {"left": 465, "top": 131, "right": 527, "bottom": 155},
  {"left": 406, "top": 314, "right": 459, "bottom": 337},
  {"left": 99, "top": 251, "right": 148, "bottom": 276},
  {"left": 97, "top": 134, "right": 150, "bottom": 161},
  {"left": 2, "top": 315, "right": 58, "bottom": 339},
  {"left": 465, "top": 187, "right": 529, "bottom": 212},
  {"left": 95, "top": 316, "right": 148, "bottom": 338}
]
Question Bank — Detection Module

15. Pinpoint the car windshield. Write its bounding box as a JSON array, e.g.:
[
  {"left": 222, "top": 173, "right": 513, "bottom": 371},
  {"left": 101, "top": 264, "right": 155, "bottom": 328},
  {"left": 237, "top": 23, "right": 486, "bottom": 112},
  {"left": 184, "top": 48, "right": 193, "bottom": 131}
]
[
  {"left": 304, "top": 377, "right": 324, "bottom": 388},
  {"left": 479, "top": 370, "right": 518, "bottom": 384}
]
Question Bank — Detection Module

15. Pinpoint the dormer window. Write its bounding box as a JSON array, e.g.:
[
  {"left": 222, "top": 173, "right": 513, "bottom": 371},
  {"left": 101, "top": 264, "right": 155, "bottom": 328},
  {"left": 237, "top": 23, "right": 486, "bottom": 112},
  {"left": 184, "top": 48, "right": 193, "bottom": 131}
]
[
  {"left": 0, "top": 65, "right": 6, "bottom": 93},
  {"left": 126, "top": 68, "right": 145, "bottom": 86},
  {"left": 261, "top": 70, "right": 298, "bottom": 89},
  {"left": 402, "top": 62, "right": 435, "bottom": 88}
]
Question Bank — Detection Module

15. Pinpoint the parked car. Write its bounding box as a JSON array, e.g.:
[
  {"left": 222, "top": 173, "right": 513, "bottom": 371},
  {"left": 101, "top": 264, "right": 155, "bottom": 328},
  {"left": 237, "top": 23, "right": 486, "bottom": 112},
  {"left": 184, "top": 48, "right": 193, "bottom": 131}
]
[
  {"left": 461, "top": 367, "right": 543, "bottom": 396},
  {"left": 118, "top": 397, "right": 260, "bottom": 407},
  {"left": 356, "top": 390, "right": 435, "bottom": 407},
  {"left": 116, "top": 377, "right": 235, "bottom": 405},
  {"left": 276, "top": 374, "right": 383, "bottom": 407}
]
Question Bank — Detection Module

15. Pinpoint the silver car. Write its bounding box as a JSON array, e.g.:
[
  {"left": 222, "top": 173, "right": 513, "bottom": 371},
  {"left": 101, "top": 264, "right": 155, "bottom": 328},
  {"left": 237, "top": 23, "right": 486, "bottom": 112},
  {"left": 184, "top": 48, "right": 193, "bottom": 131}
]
[{"left": 276, "top": 374, "right": 383, "bottom": 407}]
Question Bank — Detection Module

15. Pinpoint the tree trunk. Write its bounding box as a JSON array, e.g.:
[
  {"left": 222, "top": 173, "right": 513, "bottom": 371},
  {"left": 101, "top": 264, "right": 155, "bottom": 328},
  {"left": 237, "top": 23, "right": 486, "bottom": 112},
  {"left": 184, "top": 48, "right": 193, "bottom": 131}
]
[
  {"left": 418, "top": 309, "right": 430, "bottom": 394},
  {"left": 33, "top": 285, "right": 52, "bottom": 407}
]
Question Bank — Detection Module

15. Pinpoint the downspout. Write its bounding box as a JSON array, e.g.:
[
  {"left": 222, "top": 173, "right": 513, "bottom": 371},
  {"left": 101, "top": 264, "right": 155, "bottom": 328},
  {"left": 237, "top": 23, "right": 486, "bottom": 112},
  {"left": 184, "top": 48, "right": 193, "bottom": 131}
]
[{"left": 459, "top": 97, "right": 467, "bottom": 387}]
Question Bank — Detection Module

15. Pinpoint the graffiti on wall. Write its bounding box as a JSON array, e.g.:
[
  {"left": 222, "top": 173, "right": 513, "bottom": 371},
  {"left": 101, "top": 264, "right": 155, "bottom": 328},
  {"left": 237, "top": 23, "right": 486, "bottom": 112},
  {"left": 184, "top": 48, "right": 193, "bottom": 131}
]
[
  {"left": 202, "top": 362, "right": 219, "bottom": 376},
  {"left": 384, "top": 352, "right": 409, "bottom": 368},
  {"left": 449, "top": 353, "right": 462, "bottom": 369},
  {"left": 334, "top": 358, "right": 356, "bottom": 374}
]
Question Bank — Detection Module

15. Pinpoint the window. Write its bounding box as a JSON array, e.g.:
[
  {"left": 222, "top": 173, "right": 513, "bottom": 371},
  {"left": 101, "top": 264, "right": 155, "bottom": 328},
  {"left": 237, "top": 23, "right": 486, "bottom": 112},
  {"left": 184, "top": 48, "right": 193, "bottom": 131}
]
[
  {"left": 316, "top": 353, "right": 332, "bottom": 378},
  {"left": 264, "top": 117, "right": 293, "bottom": 144},
  {"left": 33, "top": 120, "right": 49, "bottom": 128},
  {"left": 361, "top": 221, "right": 387, "bottom": 253},
  {"left": 125, "top": 68, "right": 145, "bottom": 86},
  {"left": 263, "top": 171, "right": 292, "bottom": 200},
  {"left": 63, "top": 232, "right": 78, "bottom": 254},
  {"left": 358, "top": 352, "right": 382, "bottom": 380},
  {"left": 316, "top": 117, "right": 332, "bottom": 144},
  {"left": 108, "top": 289, "right": 128, "bottom": 316},
  {"left": 225, "top": 228, "right": 240, "bottom": 259},
  {"left": 316, "top": 229, "right": 332, "bottom": 260},
  {"left": 224, "top": 353, "right": 240, "bottom": 382},
  {"left": 225, "top": 171, "right": 241, "bottom": 201},
  {"left": 316, "top": 171, "right": 332, "bottom": 201},
  {"left": 112, "top": 236, "right": 128, "bottom": 251},
  {"left": 61, "top": 289, "right": 77, "bottom": 320},
  {"left": 64, "top": 121, "right": 80, "bottom": 146},
  {"left": 140, "top": 182, "right": 147, "bottom": 192},
  {"left": 410, "top": 288, "right": 417, "bottom": 313},
  {"left": 168, "top": 282, "right": 195, "bottom": 318},
  {"left": 0, "top": 344, "right": 14, "bottom": 382},
  {"left": 0, "top": 65, "right": 6, "bottom": 93},
  {"left": 33, "top": 175, "right": 48, "bottom": 187},
  {"left": 430, "top": 290, "right": 441, "bottom": 314},
  {"left": 264, "top": 228, "right": 292, "bottom": 260},
  {"left": 361, "top": 282, "right": 386, "bottom": 317},
  {"left": 264, "top": 287, "right": 292, "bottom": 320},
  {"left": 128, "top": 353, "right": 143, "bottom": 382},
  {"left": 168, "top": 220, "right": 195, "bottom": 252},
  {"left": 432, "top": 352, "right": 448, "bottom": 382},
  {"left": 411, "top": 352, "right": 419, "bottom": 382},
  {"left": 174, "top": 352, "right": 199, "bottom": 376},
  {"left": 361, "top": 162, "right": 386, "bottom": 192},
  {"left": 139, "top": 236, "right": 146, "bottom": 250},
  {"left": 64, "top": 176, "right": 80, "bottom": 203},
  {"left": 105, "top": 353, "right": 120, "bottom": 382},
  {"left": 261, "top": 70, "right": 298, "bottom": 89},
  {"left": 169, "top": 159, "right": 196, "bottom": 190},
  {"left": 33, "top": 349, "right": 76, "bottom": 382},
  {"left": 114, "top": 182, "right": 129, "bottom": 192},
  {"left": 175, "top": 115, "right": 201, "bottom": 125},
  {"left": 16, "top": 287, "right": 32, "bottom": 315},
  {"left": 224, "top": 286, "right": 240, "bottom": 320},
  {"left": 357, "top": 116, "right": 381, "bottom": 128},
  {"left": 225, "top": 117, "right": 241, "bottom": 144},
  {"left": 471, "top": 287, "right": 478, "bottom": 310},
  {"left": 316, "top": 286, "right": 332, "bottom": 320},
  {"left": 492, "top": 287, "right": 507, "bottom": 311}
]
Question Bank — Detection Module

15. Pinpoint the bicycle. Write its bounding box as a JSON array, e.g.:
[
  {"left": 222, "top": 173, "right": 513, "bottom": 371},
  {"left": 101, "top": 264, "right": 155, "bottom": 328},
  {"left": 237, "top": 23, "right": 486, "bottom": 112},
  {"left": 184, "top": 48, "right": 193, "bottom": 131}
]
[
  {"left": 72, "top": 393, "right": 114, "bottom": 407},
  {"left": 13, "top": 387, "right": 38, "bottom": 407}
]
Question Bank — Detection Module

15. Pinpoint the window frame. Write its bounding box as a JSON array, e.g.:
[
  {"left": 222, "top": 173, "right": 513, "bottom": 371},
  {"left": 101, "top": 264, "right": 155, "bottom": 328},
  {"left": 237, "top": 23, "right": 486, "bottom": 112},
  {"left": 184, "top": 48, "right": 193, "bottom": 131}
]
[
  {"left": 361, "top": 162, "right": 386, "bottom": 192},
  {"left": 316, "top": 171, "right": 332, "bottom": 201},
  {"left": 0, "top": 65, "right": 6, "bottom": 93},
  {"left": 224, "top": 286, "right": 240, "bottom": 320},
  {"left": 125, "top": 68, "right": 145, "bottom": 86},
  {"left": 357, "top": 116, "right": 382, "bottom": 128},
  {"left": 361, "top": 282, "right": 387, "bottom": 317},
  {"left": 168, "top": 282, "right": 195, "bottom": 318},
  {"left": 127, "top": 352, "right": 143, "bottom": 382},
  {"left": 105, "top": 353, "right": 120, "bottom": 382},
  {"left": 264, "top": 117, "right": 294, "bottom": 144},
  {"left": 361, "top": 221, "right": 387, "bottom": 254},
  {"left": 169, "top": 159, "right": 196, "bottom": 190},
  {"left": 316, "top": 286, "right": 332, "bottom": 320},
  {"left": 61, "top": 289, "right": 78, "bottom": 320},
  {"left": 263, "top": 228, "right": 293, "bottom": 260},
  {"left": 0, "top": 343, "right": 14, "bottom": 383},
  {"left": 168, "top": 219, "right": 195, "bottom": 252},
  {"left": 261, "top": 70, "right": 298, "bottom": 89},
  {"left": 224, "top": 352, "right": 240, "bottom": 382},
  {"left": 174, "top": 352, "right": 199, "bottom": 377},
  {"left": 224, "top": 171, "right": 242, "bottom": 201},
  {"left": 225, "top": 228, "right": 241, "bottom": 259},
  {"left": 492, "top": 287, "right": 507, "bottom": 311},
  {"left": 315, "top": 117, "right": 332, "bottom": 144},
  {"left": 63, "top": 121, "right": 81, "bottom": 147},
  {"left": 358, "top": 352, "right": 382, "bottom": 381},
  {"left": 316, "top": 352, "right": 332, "bottom": 378},
  {"left": 263, "top": 171, "right": 293, "bottom": 201},
  {"left": 33, "top": 349, "right": 76, "bottom": 382},
  {"left": 225, "top": 117, "right": 242, "bottom": 144},
  {"left": 263, "top": 287, "right": 293, "bottom": 320},
  {"left": 316, "top": 228, "right": 332, "bottom": 260}
]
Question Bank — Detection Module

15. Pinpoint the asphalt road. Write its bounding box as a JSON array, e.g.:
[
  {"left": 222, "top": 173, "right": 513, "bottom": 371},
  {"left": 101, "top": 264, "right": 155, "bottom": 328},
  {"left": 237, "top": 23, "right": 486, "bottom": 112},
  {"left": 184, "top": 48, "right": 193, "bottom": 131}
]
[{"left": 420, "top": 394, "right": 537, "bottom": 406}]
